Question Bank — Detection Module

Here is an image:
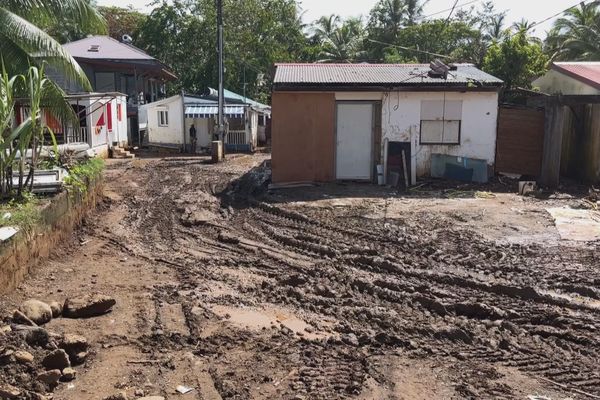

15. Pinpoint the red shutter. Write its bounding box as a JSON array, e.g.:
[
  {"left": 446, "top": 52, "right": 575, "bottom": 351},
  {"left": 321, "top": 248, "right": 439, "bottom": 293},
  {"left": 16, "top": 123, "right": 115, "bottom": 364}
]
[
  {"left": 117, "top": 104, "right": 122, "bottom": 121},
  {"left": 106, "top": 102, "right": 113, "bottom": 131}
]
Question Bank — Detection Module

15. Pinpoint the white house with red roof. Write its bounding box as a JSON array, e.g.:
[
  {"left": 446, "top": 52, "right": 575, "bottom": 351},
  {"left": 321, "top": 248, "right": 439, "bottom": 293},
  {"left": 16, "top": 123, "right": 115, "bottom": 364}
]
[{"left": 533, "top": 62, "right": 600, "bottom": 95}]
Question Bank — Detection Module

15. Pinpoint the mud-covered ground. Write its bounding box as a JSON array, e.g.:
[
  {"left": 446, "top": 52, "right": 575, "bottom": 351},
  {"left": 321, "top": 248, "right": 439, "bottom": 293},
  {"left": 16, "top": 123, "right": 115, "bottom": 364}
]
[{"left": 1, "top": 153, "right": 600, "bottom": 400}]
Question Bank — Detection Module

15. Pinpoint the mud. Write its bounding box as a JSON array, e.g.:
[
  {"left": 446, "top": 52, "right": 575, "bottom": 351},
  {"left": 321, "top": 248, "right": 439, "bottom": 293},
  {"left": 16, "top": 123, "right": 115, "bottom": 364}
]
[{"left": 1, "top": 153, "right": 599, "bottom": 399}]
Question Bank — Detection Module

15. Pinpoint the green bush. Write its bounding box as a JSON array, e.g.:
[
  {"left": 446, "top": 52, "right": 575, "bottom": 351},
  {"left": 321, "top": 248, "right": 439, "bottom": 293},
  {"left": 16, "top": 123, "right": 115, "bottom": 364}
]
[
  {"left": 63, "top": 157, "right": 105, "bottom": 196},
  {"left": 0, "top": 191, "right": 41, "bottom": 232}
]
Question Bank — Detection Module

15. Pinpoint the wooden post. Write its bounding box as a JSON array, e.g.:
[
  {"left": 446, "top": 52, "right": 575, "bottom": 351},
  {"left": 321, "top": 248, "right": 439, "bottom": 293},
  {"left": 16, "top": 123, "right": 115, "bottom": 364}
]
[{"left": 540, "top": 100, "right": 565, "bottom": 188}]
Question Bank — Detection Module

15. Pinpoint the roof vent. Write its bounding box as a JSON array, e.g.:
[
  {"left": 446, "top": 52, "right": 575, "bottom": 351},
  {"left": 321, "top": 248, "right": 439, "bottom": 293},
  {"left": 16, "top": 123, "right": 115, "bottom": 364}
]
[
  {"left": 88, "top": 44, "right": 100, "bottom": 52},
  {"left": 121, "top": 34, "right": 133, "bottom": 44}
]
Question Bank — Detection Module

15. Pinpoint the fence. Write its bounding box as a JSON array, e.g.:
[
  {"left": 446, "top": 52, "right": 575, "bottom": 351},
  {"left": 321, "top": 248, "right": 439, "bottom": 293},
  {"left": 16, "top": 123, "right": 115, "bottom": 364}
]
[
  {"left": 227, "top": 130, "right": 246, "bottom": 145},
  {"left": 65, "top": 126, "right": 89, "bottom": 144}
]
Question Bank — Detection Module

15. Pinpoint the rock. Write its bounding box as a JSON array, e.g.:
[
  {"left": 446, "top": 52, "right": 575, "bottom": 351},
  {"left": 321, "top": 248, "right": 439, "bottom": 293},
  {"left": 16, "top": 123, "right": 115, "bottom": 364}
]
[
  {"left": 12, "top": 325, "right": 49, "bottom": 346},
  {"left": 48, "top": 301, "right": 63, "bottom": 318},
  {"left": 12, "top": 309, "right": 37, "bottom": 326},
  {"left": 19, "top": 300, "right": 53, "bottom": 325},
  {"left": 13, "top": 350, "right": 34, "bottom": 364},
  {"left": 102, "top": 393, "right": 128, "bottom": 400},
  {"left": 37, "top": 369, "right": 61, "bottom": 386},
  {"left": 59, "top": 334, "right": 88, "bottom": 364},
  {"left": 30, "top": 393, "right": 49, "bottom": 400},
  {"left": 0, "top": 325, "right": 11, "bottom": 334},
  {"left": 0, "top": 384, "right": 21, "bottom": 399},
  {"left": 42, "top": 349, "right": 71, "bottom": 370},
  {"left": 137, "top": 397, "right": 165, "bottom": 400},
  {"left": 63, "top": 294, "right": 116, "bottom": 318},
  {"left": 61, "top": 367, "right": 77, "bottom": 381}
]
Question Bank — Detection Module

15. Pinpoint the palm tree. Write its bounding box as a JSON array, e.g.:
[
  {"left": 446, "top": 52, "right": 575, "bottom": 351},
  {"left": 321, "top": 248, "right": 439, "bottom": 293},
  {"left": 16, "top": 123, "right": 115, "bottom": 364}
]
[
  {"left": 318, "top": 17, "right": 366, "bottom": 63},
  {"left": 484, "top": 14, "right": 506, "bottom": 42},
  {"left": 313, "top": 14, "right": 341, "bottom": 41},
  {"left": 512, "top": 18, "right": 535, "bottom": 33},
  {"left": 546, "top": 2, "right": 600, "bottom": 61},
  {"left": 0, "top": 0, "right": 106, "bottom": 90}
]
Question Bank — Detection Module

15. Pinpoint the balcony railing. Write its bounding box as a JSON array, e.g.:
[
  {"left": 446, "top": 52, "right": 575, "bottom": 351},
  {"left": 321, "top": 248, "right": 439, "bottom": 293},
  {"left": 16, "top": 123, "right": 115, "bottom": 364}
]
[
  {"left": 226, "top": 130, "right": 246, "bottom": 145},
  {"left": 66, "top": 126, "right": 88, "bottom": 144}
]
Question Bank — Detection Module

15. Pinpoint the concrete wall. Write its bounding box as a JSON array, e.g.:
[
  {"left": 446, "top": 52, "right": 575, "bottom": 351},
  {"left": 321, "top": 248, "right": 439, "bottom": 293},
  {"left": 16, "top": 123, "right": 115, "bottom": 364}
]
[
  {"left": 382, "top": 91, "right": 499, "bottom": 180},
  {"left": 144, "top": 95, "right": 185, "bottom": 148},
  {"left": 272, "top": 92, "right": 335, "bottom": 183},
  {"left": 0, "top": 179, "right": 103, "bottom": 294},
  {"left": 533, "top": 70, "right": 600, "bottom": 95}
]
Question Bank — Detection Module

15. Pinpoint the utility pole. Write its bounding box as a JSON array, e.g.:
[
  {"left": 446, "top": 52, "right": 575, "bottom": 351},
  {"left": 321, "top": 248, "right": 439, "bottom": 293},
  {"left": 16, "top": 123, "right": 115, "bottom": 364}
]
[{"left": 216, "top": 0, "right": 225, "bottom": 151}]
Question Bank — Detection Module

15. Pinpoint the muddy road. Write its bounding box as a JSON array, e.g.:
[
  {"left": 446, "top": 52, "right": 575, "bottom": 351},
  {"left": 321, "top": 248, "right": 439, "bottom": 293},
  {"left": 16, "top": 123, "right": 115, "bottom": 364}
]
[{"left": 2, "top": 154, "right": 600, "bottom": 399}]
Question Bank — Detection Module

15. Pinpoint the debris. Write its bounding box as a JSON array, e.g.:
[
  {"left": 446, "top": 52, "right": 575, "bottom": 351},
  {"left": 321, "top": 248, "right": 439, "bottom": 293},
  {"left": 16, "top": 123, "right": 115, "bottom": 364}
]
[
  {"left": 12, "top": 324, "right": 49, "bottom": 346},
  {"left": 42, "top": 349, "right": 71, "bottom": 370},
  {"left": 0, "top": 384, "right": 21, "bottom": 399},
  {"left": 518, "top": 181, "right": 537, "bottom": 196},
  {"left": 102, "top": 392, "right": 128, "bottom": 400},
  {"left": 59, "top": 334, "right": 89, "bottom": 364},
  {"left": 48, "top": 301, "right": 63, "bottom": 318},
  {"left": 13, "top": 350, "right": 34, "bottom": 364},
  {"left": 63, "top": 294, "right": 116, "bottom": 318},
  {"left": 36, "top": 369, "right": 62, "bottom": 386},
  {"left": 12, "top": 309, "right": 38, "bottom": 326},
  {"left": 61, "top": 367, "right": 77, "bottom": 381},
  {"left": 0, "top": 226, "right": 18, "bottom": 242},
  {"left": 137, "top": 397, "right": 165, "bottom": 400},
  {"left": 1, "top": 212, "right": 10, "bottom": 220},
  {"left": 18, "top": 299, "right": 53, "bottom": 325},
  {"left": 176, "top": 385, "right": 194, "bottom": 394}
]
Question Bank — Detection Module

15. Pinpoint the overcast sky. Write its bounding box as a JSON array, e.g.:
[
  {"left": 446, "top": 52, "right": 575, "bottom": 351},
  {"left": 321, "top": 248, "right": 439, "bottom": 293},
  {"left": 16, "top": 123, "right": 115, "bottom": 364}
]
[{"left": 96, "top": 0, "right": 574, "bottom": 37}]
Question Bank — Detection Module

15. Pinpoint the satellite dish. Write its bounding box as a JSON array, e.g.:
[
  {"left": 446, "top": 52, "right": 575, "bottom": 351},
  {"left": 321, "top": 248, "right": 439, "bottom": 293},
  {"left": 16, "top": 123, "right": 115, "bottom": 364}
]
[{"left": 122, "top": 34, "right": 133, "bottom": 44}]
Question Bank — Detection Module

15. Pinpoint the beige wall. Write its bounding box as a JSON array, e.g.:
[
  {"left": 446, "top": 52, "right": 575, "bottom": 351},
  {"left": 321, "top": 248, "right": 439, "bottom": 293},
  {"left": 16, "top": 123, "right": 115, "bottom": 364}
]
[
  {"left": 271, "top": 92, "right": 335, "bottom": 183},
  {"left": 533, "top": 69, "right": 600, "bottom": 95}
]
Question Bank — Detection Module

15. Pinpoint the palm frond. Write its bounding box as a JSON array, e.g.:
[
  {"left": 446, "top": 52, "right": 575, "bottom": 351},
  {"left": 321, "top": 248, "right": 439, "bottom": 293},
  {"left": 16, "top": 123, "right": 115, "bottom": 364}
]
[
  {"left": 0, "top": 7, "right": 92, "bottom": 90},
  {"left": 1, "top": 0, "right": 106, "bottom": 34}
]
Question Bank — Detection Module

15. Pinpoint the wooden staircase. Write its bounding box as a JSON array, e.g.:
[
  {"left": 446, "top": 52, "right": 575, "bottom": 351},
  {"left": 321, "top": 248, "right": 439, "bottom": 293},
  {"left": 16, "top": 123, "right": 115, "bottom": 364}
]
[{"left": 112, "top": 146, "right": 135, "bottom": 159}]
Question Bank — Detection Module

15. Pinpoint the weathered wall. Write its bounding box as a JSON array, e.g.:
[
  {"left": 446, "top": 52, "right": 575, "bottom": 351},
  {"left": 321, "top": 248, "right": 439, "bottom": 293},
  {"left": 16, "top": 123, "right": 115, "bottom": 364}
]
[
  {"left": 0, "top": 180, "right": 103, "bottom": 294},
  {"left": 561, "top": 104, "right": 600, "bottom": 183},
  {"left": 271, "top": 92, "right": 335, "bottom": 183},
  {"left": 382, "top": 91, "right": 499, "bottom": 179},
  {"left": 533, "top": 70, "right": 600, "bottom": 95},
  {"left": 496, "top": 106, "right": 545, "bottom": 176},
  {"left": 145, "top": 95, "right": 185, "bottom": 148}
]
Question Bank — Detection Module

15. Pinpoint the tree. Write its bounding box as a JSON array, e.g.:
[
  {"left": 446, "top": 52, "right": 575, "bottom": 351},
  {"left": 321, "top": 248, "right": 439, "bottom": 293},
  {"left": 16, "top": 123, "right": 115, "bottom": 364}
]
[
  {"left": 367, "top": 0, "right": 428, "bottom": 59},
  {"left": 98, "top": 6, "right": 147, "bottom": 41},
  {"left": 482, "top": 31, "right": 548, "bottom": 93},
  {"left": 380, "top": 20, "right": 483, "bottom": 64},
  {"left": 137, "top": 0, "right": 311, "bottom": 101},
  {"left": 310, "top": 15, "right": 366, "bottom": 63},
  {"left": 0, "top": 0, "right": 106, "bottom": 89},
  {"left": 545, "top": 2, "right": 600, "bottom": 61}
]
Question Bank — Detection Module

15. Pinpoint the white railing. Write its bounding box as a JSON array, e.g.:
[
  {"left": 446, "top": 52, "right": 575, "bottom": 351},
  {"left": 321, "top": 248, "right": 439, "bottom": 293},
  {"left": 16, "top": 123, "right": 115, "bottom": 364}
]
[
  {"left": 66, "top": 126, "right": 88, "bottom": 144},
  {"left": 227, "top": 130, "right": 246, "bottom": 145}
]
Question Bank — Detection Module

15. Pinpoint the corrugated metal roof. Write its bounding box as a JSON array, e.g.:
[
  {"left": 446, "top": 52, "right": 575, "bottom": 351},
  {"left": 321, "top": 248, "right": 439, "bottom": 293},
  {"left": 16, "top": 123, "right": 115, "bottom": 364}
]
[
  {"left": 185, "top": 105, "right": 245, "bottom": 118},
  {"left": 553, "top": 62, "right": 600, "bottom": 90},
  {"left": 273, "top": 63, "right": 503, "bottom": 87}
]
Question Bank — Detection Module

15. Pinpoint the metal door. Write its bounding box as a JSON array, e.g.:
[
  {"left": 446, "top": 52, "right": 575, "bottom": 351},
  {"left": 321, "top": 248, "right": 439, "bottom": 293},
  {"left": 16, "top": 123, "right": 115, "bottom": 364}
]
[{"left": 336, "top": 103, "right": 373, "bottom": 180}]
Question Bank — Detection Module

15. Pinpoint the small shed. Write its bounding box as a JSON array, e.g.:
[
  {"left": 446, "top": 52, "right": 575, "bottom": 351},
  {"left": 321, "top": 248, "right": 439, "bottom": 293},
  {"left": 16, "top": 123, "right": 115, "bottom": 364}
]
[
  {"left": 271, "top": 63, "right": 503, "bottom": 185},
  {"left": 139, "top": 89, "right": 270, "bottom": 152}
]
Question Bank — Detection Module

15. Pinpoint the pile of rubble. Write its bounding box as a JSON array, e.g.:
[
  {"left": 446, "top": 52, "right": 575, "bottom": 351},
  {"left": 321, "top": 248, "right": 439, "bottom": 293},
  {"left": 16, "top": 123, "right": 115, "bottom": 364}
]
[{"left": 0, "top": 294, "right": 115, "bottom": 399}]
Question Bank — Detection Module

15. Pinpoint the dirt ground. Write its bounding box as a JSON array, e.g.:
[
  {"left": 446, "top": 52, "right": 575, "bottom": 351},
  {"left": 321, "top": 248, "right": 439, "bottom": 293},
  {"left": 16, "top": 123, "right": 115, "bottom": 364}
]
[{"left": 1, "top": 153, "right": 600, "bottom": 400}]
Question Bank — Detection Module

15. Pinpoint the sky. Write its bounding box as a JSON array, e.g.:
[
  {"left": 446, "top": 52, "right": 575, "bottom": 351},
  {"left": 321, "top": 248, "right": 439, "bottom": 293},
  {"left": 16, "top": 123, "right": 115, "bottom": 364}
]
[{"left": 96, "top": 0, "right": 574, "bottom": 37}]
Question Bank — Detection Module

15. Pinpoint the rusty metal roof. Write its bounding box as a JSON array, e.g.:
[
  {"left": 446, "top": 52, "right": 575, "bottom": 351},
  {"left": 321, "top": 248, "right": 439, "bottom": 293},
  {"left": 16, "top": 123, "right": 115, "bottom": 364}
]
[
  {"left": 553, "top": 62, "right": 600, "bottom": 90},
  {"left": 273, "top": 63, "right": 503, "bottom": 88}
]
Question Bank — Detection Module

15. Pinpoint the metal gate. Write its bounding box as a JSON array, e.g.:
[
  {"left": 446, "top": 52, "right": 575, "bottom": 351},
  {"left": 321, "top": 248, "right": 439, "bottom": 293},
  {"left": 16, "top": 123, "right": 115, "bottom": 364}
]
[{"left": 496, "top": 105, "right": 545, "bottom": 176}]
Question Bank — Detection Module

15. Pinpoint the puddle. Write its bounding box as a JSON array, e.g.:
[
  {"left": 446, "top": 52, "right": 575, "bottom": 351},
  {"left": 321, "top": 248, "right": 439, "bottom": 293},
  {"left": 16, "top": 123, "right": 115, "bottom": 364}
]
[{"left": 211, "top": 305, "right": 329, "bottom": 339}]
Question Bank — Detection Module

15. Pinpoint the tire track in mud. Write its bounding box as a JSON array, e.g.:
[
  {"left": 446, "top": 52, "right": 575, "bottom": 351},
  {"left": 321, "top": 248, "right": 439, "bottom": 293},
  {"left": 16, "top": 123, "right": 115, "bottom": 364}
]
[
  {"left": 224, "top": 202, "right": 600, "bottom": 397},
  {"left": 118, "top": 160, "right": 600, "bottom": 399}
]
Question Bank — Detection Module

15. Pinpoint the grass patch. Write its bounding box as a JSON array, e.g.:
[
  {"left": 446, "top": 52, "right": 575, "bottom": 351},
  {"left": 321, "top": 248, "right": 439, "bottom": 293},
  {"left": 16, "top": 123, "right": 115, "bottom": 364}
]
[
  {"left": 0, "top": 192, "right": 41, "bottom": 232},
  {"left": 64, "top": 158, "right": 105, "bottom": 196}
]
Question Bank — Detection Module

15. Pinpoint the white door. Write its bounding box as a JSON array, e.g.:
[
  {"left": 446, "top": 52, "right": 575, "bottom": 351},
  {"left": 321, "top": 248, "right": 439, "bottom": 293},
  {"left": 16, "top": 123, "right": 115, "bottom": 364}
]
[{"left": 336, "top": 103, "right": 373, "bottom": 180}]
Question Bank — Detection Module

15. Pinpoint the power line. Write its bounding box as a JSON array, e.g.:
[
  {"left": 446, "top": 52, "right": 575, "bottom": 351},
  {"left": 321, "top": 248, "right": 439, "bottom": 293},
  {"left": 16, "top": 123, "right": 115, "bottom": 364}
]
[
  {"left": 417, "top": 0, "right": 480, "bottom": 20},
  {"left": 367, "top": 38, "right": 453, "bottom": 59}
]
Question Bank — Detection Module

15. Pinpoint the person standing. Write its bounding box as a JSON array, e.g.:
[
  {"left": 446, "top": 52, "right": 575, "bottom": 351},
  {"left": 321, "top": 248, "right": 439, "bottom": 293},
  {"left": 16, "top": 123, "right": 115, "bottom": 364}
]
[{"left": 189, "top": 124, "right": 197, "bottom": 153}]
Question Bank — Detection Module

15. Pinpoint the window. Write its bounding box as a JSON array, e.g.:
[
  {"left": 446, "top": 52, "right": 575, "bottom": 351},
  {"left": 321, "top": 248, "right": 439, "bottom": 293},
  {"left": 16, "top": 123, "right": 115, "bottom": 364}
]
[
  {"left": 420, "top": 100, "right": 462, "bottom": 145},
  {"left": 158, "top": 110, "right": 169, "bottom": 127}
]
